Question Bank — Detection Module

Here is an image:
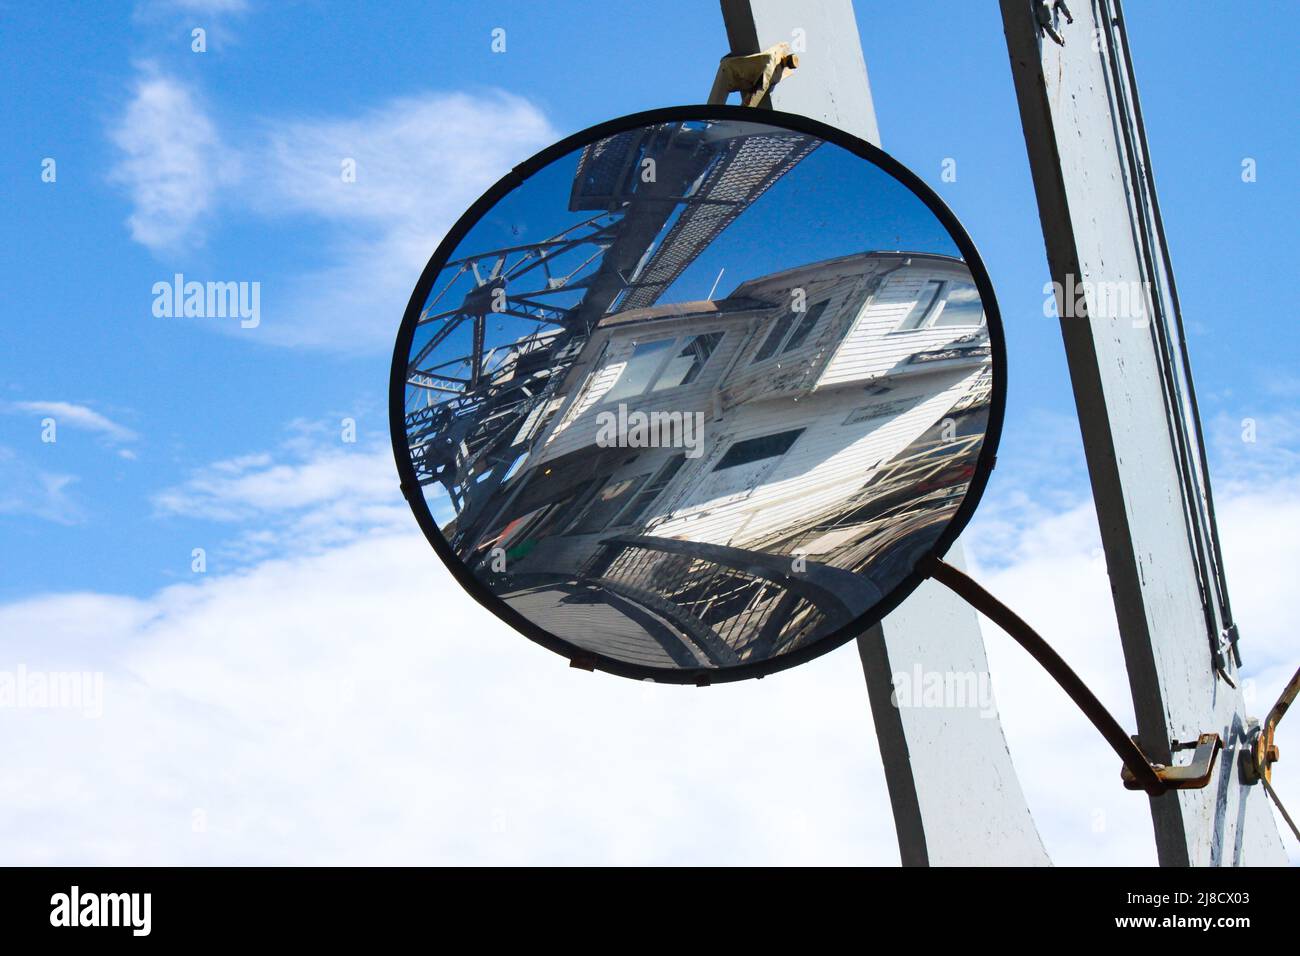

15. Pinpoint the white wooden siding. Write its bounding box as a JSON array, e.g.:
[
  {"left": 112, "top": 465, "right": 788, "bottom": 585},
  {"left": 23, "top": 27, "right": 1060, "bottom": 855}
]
[
  {"left": 648, "top": 367, "right": 979, "bottom": 549},
  {"left": 533, "top": 317, "right": 754, "bottom": 465},
  {"left": 518, "top": 252, "right": 986, "bottom": 555},
  {"left": 819, "top": 260, "right": 981, "bottom": 387}
]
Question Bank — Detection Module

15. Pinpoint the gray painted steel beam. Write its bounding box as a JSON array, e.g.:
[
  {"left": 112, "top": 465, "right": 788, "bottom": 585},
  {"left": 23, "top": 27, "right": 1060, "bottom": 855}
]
[
  {"left": 718, "top": 0, "right": 1049, "bottom": 866},
  {"left": 1000, "top": 0, "right": 1284, "bottom": 865},
  {"left": 719, "top": 0, "right": 880, "bottom": 145}
]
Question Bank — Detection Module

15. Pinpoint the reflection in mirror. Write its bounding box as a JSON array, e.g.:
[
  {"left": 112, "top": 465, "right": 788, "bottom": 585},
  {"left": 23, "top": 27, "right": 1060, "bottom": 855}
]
[{"left": 400, "top": 116, "right": 995, "bottom": 676}]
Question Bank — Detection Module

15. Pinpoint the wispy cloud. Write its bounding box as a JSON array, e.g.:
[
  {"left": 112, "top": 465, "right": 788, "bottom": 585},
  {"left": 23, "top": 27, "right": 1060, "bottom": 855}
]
[
  {"left": 107, "top": 63, "right": 557, "bottom": 348},
  {"left": 155, "top": 448, "right": 391, "bottom": 519},
  {"left": 1207, "top": 407, "right": 1300, "bottom": 494},
  {"left": 6, "top": 401, "right": 138, "bottom": 444},
  {"left": 251, "top": 91, "right": 555, "bottom": 349},
  {"left": 0, "top": 403, "right": 138, "bottom": 521},
  {"left": 259, "top": 93, "right": 551, "bottom": 227},
  {"left": 107, "top": 64, "right": 237, "bottom": 253},
  {"left": 0, "top": 447, "right": 82, "bottom": 524},
  {"left": 967, "top": 408, "right": 1092, "bottom": 570},
  {"left": 152, "top": 426, "right": 405, "bottom": 562}
]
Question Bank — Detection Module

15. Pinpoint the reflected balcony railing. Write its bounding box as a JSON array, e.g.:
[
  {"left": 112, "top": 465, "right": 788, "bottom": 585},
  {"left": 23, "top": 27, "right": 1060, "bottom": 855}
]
[{"left": 580, "top": 533, "right": 882, "bottom": 666}]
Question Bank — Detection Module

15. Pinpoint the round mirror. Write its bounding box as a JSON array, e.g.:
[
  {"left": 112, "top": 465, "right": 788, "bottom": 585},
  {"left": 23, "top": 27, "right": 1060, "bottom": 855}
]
[{"left": 390, "top": 105, "right": 1004, "bottom": 684}]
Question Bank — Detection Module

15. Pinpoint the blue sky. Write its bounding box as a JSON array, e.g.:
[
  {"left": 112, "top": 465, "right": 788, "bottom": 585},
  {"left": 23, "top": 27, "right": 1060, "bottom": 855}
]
[
  {"left": 0, "top": 1, "right": 1296, "bottom": 865},
  {"left": 1, "top": 2, "right": 1294, "bottom": 599}
]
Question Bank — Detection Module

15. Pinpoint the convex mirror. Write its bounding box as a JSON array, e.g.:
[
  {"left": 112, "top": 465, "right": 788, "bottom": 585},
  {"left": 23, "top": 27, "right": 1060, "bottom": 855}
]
[{"left": 390, "top": 106, "right": 1005, "bottom": 684}]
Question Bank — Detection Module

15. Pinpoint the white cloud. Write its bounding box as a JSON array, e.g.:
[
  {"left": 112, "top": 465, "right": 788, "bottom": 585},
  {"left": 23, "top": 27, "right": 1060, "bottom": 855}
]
[
  {"left": 0, "top": 402, "right": 136, "bottom": 523},
  {"left": 0, "top": 529, "right": 898, "bottom": 865},
  {"left": 0, "top": 447, "right": 82, "bottom": 524},
  {"left": 6, "top": 423, "right": 1298, "bottom": 863},
  {"left": 153, "top": 436, "right": 406, "bottom": 563},
  {"left": 259, "top": 93, "right": 552, "bottom": 228},
  {"left": 7, "top": 401, "right": 138, "bottom": 444},
  {"left": 1207, "top": 409, "right": 1300, "bottom": 493},
  {"left": 968, "top": 408, "right": 1092, "bottom": 568},
  {"left": 107, "top": 63, "right": 557, "bottom": 349},
  {"left": 251, "top": 91, "right": 556, "bottom": 350},
  {"left": 155, "top": 444, "right": 393, "bottom": 521},
  {"left": 108, "top": 64, "right": 236, "bottom": 253}
]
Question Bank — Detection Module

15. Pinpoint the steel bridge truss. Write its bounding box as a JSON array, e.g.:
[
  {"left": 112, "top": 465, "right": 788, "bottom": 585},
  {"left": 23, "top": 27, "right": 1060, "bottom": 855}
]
[{"left": 402, "top": 120, "right": 820, "bottom": 547}]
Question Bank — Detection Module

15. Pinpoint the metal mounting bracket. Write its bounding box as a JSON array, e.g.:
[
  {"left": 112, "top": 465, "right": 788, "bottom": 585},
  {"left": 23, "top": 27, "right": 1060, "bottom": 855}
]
[
  {"left": 1240, "top": 666, "right": 1300, "bottom": 840},
  {"left": 1121, "top": 733, "right": 1221, "bottom": 791},
  {"left": 1244, "top": 725, "right": 1281, "bottom": 787},
  {"left": 707, "top": 42, "right": 799, "bottom": 107},
  {"left": 1243, "top": 664, "right": 1299, "bottom": 786}
]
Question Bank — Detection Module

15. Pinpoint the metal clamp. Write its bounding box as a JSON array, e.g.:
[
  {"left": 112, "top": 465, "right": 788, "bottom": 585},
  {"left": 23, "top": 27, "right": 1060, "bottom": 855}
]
[
  {"left": 707, "top": 42, "right": 799, "bottom": 107},
  {"left": 1244, "top": 665, "right": 1298, "bottom": 786},
  {"left": 1241, "top": 666, "right": 1300, "bottom": 840},
  {"left": 1121, "top": 733, "right": 1221, "bottom": 792}
]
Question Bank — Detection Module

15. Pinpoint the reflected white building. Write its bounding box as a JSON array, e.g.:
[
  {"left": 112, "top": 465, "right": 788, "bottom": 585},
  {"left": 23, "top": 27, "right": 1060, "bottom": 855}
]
[{"left": 440, "top": 251, "right": 992, "bottom": 668}]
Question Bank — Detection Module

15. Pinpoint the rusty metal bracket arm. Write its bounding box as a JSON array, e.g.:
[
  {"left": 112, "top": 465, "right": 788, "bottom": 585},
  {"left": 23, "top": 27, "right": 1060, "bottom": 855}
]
[
  {"left": 924, "top": 556, "right": 1173, "bottom": 796},
  {"left": 1121, "top": 733, "right": 1220, "bottom": 792}
]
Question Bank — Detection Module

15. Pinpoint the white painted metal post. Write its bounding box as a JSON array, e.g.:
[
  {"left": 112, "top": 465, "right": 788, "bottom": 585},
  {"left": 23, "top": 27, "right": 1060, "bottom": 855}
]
[
  {"left": 719, "top": 0, "right": 1049, "bottom": 866},
  {"left": 1000, "top": 0, "right": 1285, "bottom": 865}
]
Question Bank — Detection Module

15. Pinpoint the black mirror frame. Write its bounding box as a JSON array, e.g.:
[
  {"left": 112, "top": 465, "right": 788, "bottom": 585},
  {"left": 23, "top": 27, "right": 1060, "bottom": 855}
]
[{"left": 389, "top": 103, "right": 1007, "bottom": 685}]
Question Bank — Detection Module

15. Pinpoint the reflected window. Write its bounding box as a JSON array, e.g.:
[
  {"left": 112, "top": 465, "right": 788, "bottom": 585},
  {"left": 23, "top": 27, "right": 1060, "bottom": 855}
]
[
  {"left": 618, "top": 454, "right": 687, "bottom": 527},
  {"left": 932, "top": 281, "right": 984, "bottom": 327},
  {"left": 714, "top": 428, "right": 804, "bottom": 471},
  {"left": 568, "top": 474, "right": 651, "bottom": 534},
  {"left": 531, "top": 478, "right": 598, "bottom": 539},
  {"left": 604, "top": 339, "right": 673, "bottom": 402},
  {"left": 651, "top": 332, "right": 724, "bottom": 392},
  {"left": 897, "top": 280, "right": 944, "bottom": 331},
  {"left": 781, "top": 300, "right": 829, "bottom": 353},
  {"left": 752, "top": 308, "right": 800, "bottom": 363}
]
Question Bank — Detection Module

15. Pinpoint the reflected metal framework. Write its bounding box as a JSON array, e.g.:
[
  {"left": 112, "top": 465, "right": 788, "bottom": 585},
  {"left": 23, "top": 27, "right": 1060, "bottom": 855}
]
[{"left": 403, "top": 120, "right": 818, "bottom": 544}]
